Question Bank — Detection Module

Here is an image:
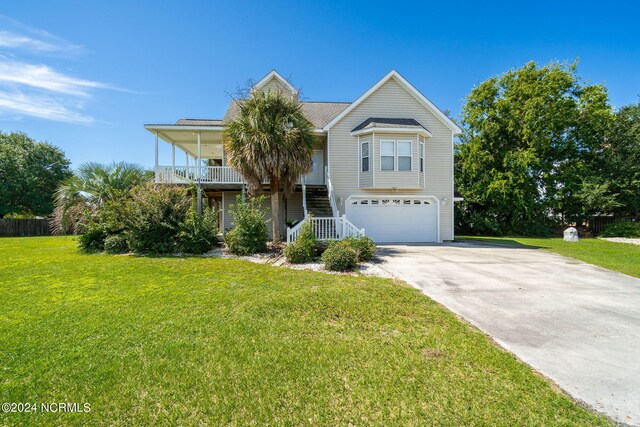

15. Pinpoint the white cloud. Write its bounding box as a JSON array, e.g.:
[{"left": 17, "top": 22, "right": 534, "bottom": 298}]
[
  {"left": 0, "top": 61, "right": 112, "bottom": 96},
  {"left": 0, "top": 90, "right": 92, "bottom": 124},
  {"left": 0, "top": 16, "right": 126, "bottom": 125},
  {"left": 0, "top": 15, "right": 85, "bottom": 55}
]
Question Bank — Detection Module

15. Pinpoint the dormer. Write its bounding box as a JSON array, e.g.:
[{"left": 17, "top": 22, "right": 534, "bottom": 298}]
[{"left": 251, "top": 70, "right": 298, "bottom": 97}]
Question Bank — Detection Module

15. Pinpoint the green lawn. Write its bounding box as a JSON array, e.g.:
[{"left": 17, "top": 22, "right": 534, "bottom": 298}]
[
  {"left": 0, "top": 237, "right": 610, "bottom": 426},
  {"left": 461, "top": 236, "right": 640, "bottom": 278}
]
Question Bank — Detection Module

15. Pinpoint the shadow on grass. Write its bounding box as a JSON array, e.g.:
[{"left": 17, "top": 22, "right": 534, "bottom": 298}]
[{"left": 455, "top": 237, "right": 544, "bottom": 250}]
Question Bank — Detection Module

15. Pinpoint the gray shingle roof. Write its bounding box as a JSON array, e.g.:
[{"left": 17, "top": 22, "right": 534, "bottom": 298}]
[
  {"left": 352, "top": 117, "right": 430, "bottom": 133},
  {"left": 223, "top": 100, "right": 350, "bottom": 129},
  {"left": 175, "top": 119, "right": 224, "bottom": 126}
]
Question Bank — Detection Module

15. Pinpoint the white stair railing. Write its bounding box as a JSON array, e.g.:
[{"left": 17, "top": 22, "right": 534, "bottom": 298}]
[
  {"left": 286, "top": 215, "right": 365, "bottom": 244},
  {"left": 325, "top": 166, "right": 339, "bottom": 218},
  {"left": 286, "top": 217, "right": 308, "bottom": 244}
]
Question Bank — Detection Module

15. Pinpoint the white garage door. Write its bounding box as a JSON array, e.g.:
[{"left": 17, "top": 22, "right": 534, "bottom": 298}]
[{"left": 345, "top": 197, "right": 438, "bottom": 243}]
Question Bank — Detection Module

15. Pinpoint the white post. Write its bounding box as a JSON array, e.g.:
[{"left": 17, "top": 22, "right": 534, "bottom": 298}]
[
  {"left": 171, "top": 144, "right": 176, "bottom": 175},
  {"left": 197, "top": 132, "right": 202, "bottom": 214},
  {"left": 341, "top": 214, "right": 346, "bottom": 239},
  {"left": 185, "top": 151, "right": 189, "bottom": 180},
  {"left": 197, "top": 132, "right": 201, "bottom": 181},
  {"left": 154, "top": 131, "right": 159, "bottom": 183}
]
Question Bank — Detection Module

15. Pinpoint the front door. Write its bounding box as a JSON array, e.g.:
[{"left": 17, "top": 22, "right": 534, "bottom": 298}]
[{"left": 305, "top": 150, "right": 324, "bottom": 185}]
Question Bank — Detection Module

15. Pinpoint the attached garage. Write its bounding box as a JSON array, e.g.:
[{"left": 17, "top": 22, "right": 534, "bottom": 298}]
[{"left": 345, "top": 196, "right": 439, "bottom": 243}]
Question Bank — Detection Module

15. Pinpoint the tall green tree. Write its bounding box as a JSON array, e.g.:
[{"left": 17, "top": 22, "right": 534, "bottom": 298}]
[
  {"left": 224, "top": 89, "right": 314, "bottom": 243},
  {"left": 600, "top": 104, "right": 640, "bottom": 217},
  {"left": 0, "top": 131, "right": 72, "bottom": 217},
  {"left": 52, "top": 162, "right": 147, "bottom": 234},
  {"left": 455, "top": 61, "right": 613, "bottom": 235}
]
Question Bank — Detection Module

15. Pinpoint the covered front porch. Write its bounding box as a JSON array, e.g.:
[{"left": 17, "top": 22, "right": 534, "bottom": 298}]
[
  {"left": 145, "top": 121, "right": 242, "bottom": 185},
  {"left": 145, "top": 121, "right": 327, "bottom": 186}
]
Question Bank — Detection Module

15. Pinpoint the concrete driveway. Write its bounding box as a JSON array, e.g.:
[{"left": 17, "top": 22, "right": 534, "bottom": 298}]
[{"left": 378, "top": 241, "right": 640, "bottom": 426}]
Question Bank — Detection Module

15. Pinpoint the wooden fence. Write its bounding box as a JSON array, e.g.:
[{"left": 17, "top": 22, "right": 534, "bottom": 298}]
[
  {"left": 588, "top": 216, "right": 636, "bottom": 235},
  {"left": 0, "top": 218, "right": 51, "bottom": 237}
]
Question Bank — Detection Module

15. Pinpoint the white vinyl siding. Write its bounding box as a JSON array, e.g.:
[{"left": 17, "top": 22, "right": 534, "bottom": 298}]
[{"left": 327, "top": 76, "right": 455, "bottom": 240}]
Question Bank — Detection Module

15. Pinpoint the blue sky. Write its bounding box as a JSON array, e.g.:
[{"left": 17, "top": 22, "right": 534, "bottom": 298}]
[{"left": 1, "top": 0, "right": 638, "bottom": 168}]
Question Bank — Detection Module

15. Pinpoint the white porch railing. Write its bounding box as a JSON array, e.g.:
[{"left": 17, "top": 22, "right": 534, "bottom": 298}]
[
  {"left": 325, "top": 166, "right": 339, "bottom": 218},
  {"left": 286, "top": 215, "right": 365, "bottom": 244},
  {"left": 156, "top": 166, "right": 243, "bottom": 184}
]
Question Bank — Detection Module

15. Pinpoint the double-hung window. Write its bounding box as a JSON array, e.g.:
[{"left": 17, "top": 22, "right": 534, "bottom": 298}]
[
  {"left": 419, "top": 142, "right": 424, "bottom": 173},
  {"left": 361, "top": 141, "right": 370, "bottom": 172},
  {"left": 397, "top": 141, "right": 412, "bottom": 171},
  {"left": 380, "top": 141, "right": 395, "bottom": 171},
  {"left": 380, "top": 140, "right": 412, "bottom": 171}
]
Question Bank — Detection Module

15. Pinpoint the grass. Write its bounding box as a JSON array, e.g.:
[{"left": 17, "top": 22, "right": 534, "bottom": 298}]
[
  {"left": 0, "top": 236, "right": 610, "bottom": 426},
  {"left": 461, "top": 236, "right": 640, "bottom": 278}
]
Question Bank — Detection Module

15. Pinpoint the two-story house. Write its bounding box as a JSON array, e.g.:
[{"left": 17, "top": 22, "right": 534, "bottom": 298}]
[{"left": 144, "top": 70, "right": 461, "bottom": 243}]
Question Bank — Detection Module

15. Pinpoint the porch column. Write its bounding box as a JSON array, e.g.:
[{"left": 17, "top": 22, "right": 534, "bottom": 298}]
[
  {"left": 171, "top": 143, "right": 176, "bottom": 178},
  {"left": 154, "top": 131, "right": 159, "bottom": 183},
  {"left": 197, "top": 132, "right": 202, "bottom": 214}
]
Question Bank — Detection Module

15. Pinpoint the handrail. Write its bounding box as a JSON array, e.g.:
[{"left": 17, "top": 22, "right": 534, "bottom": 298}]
[
  {"left": 325, "top": 166, "right": 339, "bottom": 218},
  {"left": 156, "top": 166, "right": 243, "bottom": 184},
  {"left": 302, "top": 176, "right": 308, "bottom": 217},
  {"left": 286, "top": 215, "right": 365, "bottom": 243},
  {"left": 340, "top": 215, "right": 365, "bottom": 238},
  {"left": 286, "top": 216, "right": 308, "bottom": 244}
]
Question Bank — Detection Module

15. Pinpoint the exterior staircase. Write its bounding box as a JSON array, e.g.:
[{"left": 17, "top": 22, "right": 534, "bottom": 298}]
[{"left": 305, "top": 186, "right": 333, "bottom": 217}]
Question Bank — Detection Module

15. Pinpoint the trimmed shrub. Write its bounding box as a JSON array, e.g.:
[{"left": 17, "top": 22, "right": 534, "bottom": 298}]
[
  {"left": 284, "top": 241, "right": 313, "bottom": 263},
  {"left": 322, "top": 241, "right": 358, "bottom": 271},
  {"left": 178, "top": 188, "right": 218, "bottom": 254},
  {"left": 225, "top": 195, "right": 269, "bottom": 255},
  {"left": 126, "top": 183, "right": 190, "bottom": 254},
  {"left": 600, "top": 221, "right": 640, "bottom": 238},
  {"left": 285, "top": 220, "right": 317, "bottom": 263},
  {"left": 104, "top": 234, "right": 129, "bottom": 254},
  {"left": 341, "top": 236, "right": 377, "bottom": 261}
]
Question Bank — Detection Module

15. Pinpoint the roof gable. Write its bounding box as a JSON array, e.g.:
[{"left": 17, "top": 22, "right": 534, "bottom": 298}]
[
  {"left": 252, "top": 70, "right": 297, "bottom": 95},
  {"left": 322, "top": 70, "right": 462, "bottom": 135}
]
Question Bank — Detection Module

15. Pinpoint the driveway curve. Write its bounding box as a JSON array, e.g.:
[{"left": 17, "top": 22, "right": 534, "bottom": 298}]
[{"left": 378, "top": 241, "right": 640, "bottom": 426}]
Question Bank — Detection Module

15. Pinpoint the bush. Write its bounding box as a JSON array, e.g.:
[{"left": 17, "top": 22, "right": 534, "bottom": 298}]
[
  {"left": 77, "top": 200, "right": 127, "bottom": 252},
  {"left": 225, "top": 195, "right": 269, "bottom": 255},
  {"left": 600, "top": 221, "right": 640, "bottom": 238},
  {"left": 77, "top": 220, "right": 108, "bottom": 252},
  {"left": 322, "top": 241, "right": 358, "bottom": 271},
  {"left": 341, "top": 236, "right": 377, "bottom": 261},
  {"left": 178, "top": 189, "right": 218, "bottom": 254},
  {"left": 126, "top": 183, "right": 189, "bottom": 254},
  {"left": 104, "top": 234, "right": 129, "bottom": 254},
  {"left": 285, "top": 219, "right": 317, "bottom": 263}
]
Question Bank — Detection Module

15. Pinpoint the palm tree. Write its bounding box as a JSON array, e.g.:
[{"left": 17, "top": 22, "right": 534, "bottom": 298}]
[
  {"left": 51, "top": 161, "right": 147, "bottom": 234},
  {"left": 224, "top": 89, "right": 314, "bottom": 243}
]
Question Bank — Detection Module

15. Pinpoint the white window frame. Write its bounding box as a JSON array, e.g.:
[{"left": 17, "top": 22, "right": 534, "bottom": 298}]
[
  {"left": 419, "top": 142, "right": 424, "bottom": 173},
  {"left": 396, "top": 140, "right": 412, "bottom": 171},
  {"left": 361, "top": 140, "right": 370, "bottom": 172},
  {"left": 380, "top": 140, "right": 395, "bottom": 171},
  {"left": 379, "top": 139, "right": 413, "bottom": 172}
]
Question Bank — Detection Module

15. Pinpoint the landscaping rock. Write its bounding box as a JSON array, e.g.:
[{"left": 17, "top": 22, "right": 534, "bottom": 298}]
[{"left": 563, "top": 227, "right": 579, "bottom": 242}]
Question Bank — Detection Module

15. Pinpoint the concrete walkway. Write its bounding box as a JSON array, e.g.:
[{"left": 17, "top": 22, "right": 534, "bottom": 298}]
[{"left": 378, "top": 241, "right": 640, "bottom": 426}]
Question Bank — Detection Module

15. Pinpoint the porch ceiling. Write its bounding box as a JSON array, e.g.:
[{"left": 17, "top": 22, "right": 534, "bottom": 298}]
[{"left": 145, "top": 126, "right": 224, "bottom": 158}]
